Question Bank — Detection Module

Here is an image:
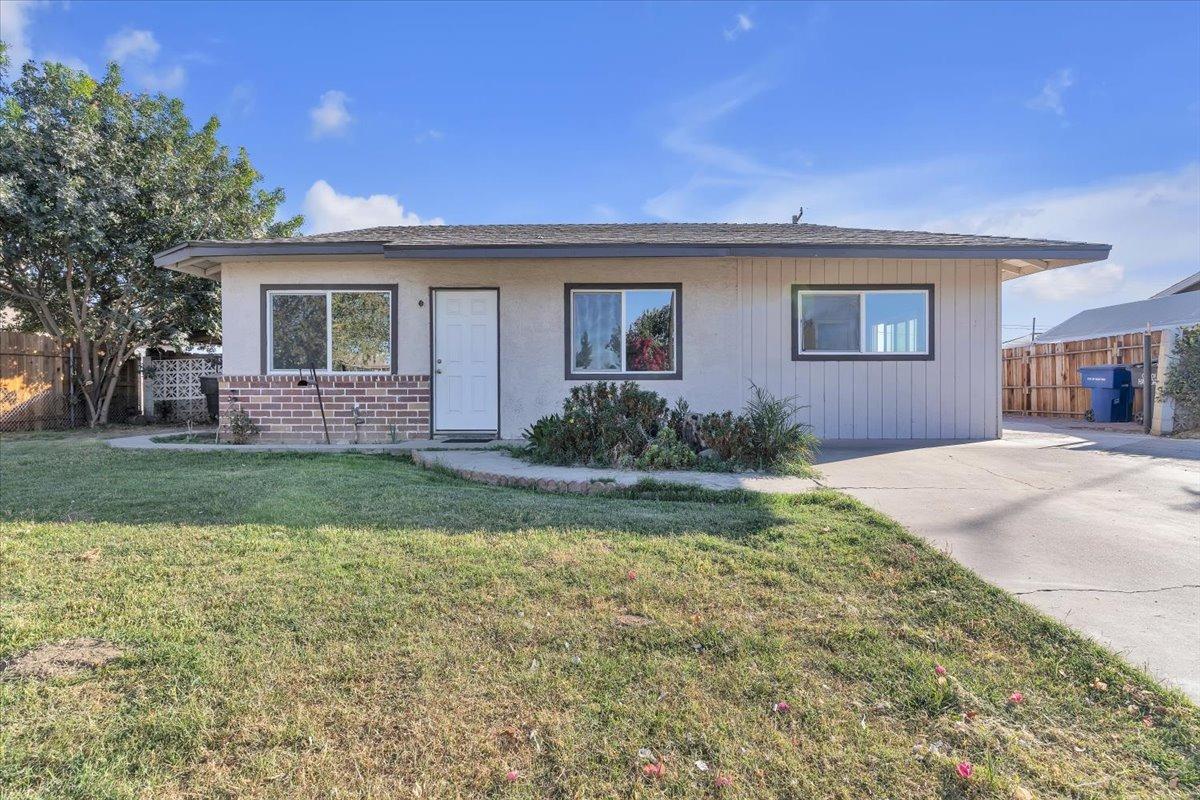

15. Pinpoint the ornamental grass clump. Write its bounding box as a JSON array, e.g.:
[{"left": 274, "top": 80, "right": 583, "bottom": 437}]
[{"left": 522, "top": 381, "right": 818, "bottom": 475}]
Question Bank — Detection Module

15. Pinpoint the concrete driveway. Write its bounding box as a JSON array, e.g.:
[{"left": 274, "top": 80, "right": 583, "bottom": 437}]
[{"left": 816, "top": 418, "right": 1200, "bottom": 700}]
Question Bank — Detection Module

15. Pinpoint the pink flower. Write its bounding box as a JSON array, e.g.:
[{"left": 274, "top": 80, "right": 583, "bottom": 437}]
[
  {"left": 642, "top": 762, "right": 665, "bottom": 779},
  {"left": 627, "top": 570, "right": 638, "bottom": 581},
  {"left": 773, "top": 700, "right": 791, "bottom": 713},
  {"left": 715, "top": 774, "right": 733, "bottom": 788},
  {"left": 956, "top": 761, "right": 973, "bottom": 779},
  {"left": 1009, "top": 691, "right": 1025, "bottom": 705},
  {"left": 505, "top": 769, "right": 520, "bottom": 782},
  {"left": 934, "top": 664, "right": 947, "bottom": 676}
]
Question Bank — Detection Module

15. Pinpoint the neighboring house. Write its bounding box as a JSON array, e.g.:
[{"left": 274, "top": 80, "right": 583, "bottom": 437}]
[
  {"left": 1149, "top": 270, "right": 1200, "bottom": 300},
  {"left": 1036, "top": 291, "right": 1200, "bottom": 343},
  {"left": 154, "top": 223, "right": 1110, "bottom": 443}
]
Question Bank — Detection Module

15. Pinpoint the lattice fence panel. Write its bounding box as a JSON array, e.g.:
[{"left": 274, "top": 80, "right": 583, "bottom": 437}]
[{"left": 152, "top": 356, "right": 221, "bottom": 421}]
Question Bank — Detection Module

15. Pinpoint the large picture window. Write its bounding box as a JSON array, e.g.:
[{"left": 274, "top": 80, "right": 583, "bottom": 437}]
[
  {"left": 565, "top": 283, "right": 682, "bottom": 379},
  {"left": 264, "top": 286, "right": 395, "bottom": 373},
  {"left": 792, "top": 285, "right": 933, "bottom": 361}
]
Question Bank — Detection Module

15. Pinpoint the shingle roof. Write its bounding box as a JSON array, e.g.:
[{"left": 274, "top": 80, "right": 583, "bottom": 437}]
[
  {"left": 170, "top": 222, "right": 1104, "bottom": 249},
  {"left": 1037, "top": 293, "right": 1200, "bottom": 343},
  {"left": 154, "top": 222, "right": 1112, "bottom": 270}
]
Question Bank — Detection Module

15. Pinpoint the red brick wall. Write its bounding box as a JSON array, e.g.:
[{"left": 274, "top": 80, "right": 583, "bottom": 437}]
[{"left": 218, "top": 375, "right": 430, "bottom": 443}]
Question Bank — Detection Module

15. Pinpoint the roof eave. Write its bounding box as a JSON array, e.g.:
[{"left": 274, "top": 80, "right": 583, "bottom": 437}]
[
  {"left": 155, "top": 240, "right": 1111, "bottom": 273},
  {"left": 153, "top": 241, "right": 387, "bottom": 271}
]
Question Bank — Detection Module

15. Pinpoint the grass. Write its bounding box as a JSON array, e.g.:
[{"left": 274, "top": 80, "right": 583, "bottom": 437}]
[
  {"left": 149, "top": 432, "right": 219, "bottom": 444},
  {"left": 0, "top": 430, "right": 1196, "bottom": 799}
]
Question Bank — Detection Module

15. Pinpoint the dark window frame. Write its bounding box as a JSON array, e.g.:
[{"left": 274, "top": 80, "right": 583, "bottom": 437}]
[
  {"left": 790, "top": 283, "right": 935, "bottom": 362},
  {"left": 563, "top": 282, "right": 683, "bottom": 380},
  {"left": 260, "top": 283, "right": 399, "bottom": 374}
]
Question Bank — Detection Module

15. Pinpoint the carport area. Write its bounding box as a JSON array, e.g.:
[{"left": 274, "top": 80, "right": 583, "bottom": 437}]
[{"left": 816, "top": 417, "right": 1200, "bottom": 700}]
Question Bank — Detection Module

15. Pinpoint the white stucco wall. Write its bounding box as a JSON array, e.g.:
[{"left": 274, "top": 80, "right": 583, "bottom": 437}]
[{"left": 218, "top": 255, "right": 1001, "bottom": 439}]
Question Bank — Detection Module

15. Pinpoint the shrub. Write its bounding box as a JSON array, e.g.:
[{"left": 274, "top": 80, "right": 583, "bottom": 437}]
[
  {"left": 522, "top": 381, "right": 818, "bottom": 474},
  {"left": 635, "top": 426, "right": 698, "bottom": 470},
  {"left": 524, "top": 381, "right": 666, "bottom": 467},
  {"left": 1162, "top": 324, "right": 1200, "bottom": 432},
  {"left": 695, "top": 385, "right": 818, "bottom": 475},
  {"left": 225, "top": 404, "right": 260, "bottom": 445},
  {"left": 739, "top": 383, "right": 820, "bottom": 474}
]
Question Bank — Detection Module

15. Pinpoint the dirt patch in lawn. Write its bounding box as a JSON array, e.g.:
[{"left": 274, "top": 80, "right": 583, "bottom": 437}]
[{"left": 1, "top": 638, "right": 123, "bottom": 680}]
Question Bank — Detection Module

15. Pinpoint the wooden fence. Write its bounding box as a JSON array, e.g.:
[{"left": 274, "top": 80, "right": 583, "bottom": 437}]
[
  {"left": 0, "top": 330, "right": 142, "bottom": 431},
  {"left": 1002, "top": 331, "right": 1161, "bottom": 419}
]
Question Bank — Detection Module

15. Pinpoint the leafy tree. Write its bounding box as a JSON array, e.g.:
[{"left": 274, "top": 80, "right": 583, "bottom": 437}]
[{"left": 0, "top": 49, "right": 301, "bottom": 424}]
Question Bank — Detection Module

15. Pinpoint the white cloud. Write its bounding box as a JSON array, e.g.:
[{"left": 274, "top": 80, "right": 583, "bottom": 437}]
[
  {"left": 1010, "top": 262, "right": 1127, "bottom": 302},
  {"left": 228, "top": 82, "right": 255, "bottom": 115},
  {"left": 1, "top": 0, "right": 36, "bottom": 65},
  {"left": 310, "top": 90, "right": 352, "bottom": 138},
  {"left": 724, "top": 13, "right": 754, "bottom": 41},
  {"left": 659, "top": 67, "right": 787, "bottom": 179},
  {"left": 302, "top": 180, "right": 443, "bottom": 234},
  {"left": 414, "top": 128, "right": 443, "bottom": 144},
  {"left": 137, "top": 64, "right": 185, "bottom": 92},
  {"left": 2, "top": 1, "right": 85, "bottom": 71},
  {"left": 40, "top": 51, "right": 89, "bottom": 72},
  {"left": 104, "top": 28, "right": 159, "bottom": 62},
  {"left": 590, "top": 203, "right": 620, "bottom": 222},
  {"left": 1027, "top": 68, "right": 1075, "bottom": 117},
  {"left": 924, "top": 164, "right": 1200, "bottom": 269},
  {"left": 101, "top": 26, "right": 186, "bottom": 92}
]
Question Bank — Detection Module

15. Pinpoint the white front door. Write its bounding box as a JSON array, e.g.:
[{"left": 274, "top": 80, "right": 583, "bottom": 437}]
[{"left": 433, "top": 289, "right": 499, "bottom": 433}]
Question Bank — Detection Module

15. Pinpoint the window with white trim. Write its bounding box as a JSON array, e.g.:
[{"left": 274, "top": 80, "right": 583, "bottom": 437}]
[
  {"left": 267, "top": 289, "right": 392, "bottom": 372},
  {"left": 567, "top": 285, "right": 680, "bottom": 378},
  {"left": 793, "top": 286, "right": 932, "bottom": 359}
]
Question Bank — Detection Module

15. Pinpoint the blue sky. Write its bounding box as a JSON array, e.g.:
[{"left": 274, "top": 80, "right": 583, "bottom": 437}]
[{"left": 3, "top": 0, "right": 1198, "bottom": 332}]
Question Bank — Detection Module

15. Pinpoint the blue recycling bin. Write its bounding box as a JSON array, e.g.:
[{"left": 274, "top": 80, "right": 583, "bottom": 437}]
[{"left": 1079, "top": 365, "right": 1133, "bottom": 422}]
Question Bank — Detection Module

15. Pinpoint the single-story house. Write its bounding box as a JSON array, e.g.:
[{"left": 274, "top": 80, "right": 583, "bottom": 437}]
[{"left": 154, "top": 223, "right": 1111, "bottom": 443}]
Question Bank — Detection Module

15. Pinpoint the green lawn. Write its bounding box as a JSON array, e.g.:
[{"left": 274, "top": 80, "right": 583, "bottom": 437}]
[{"left": 0, "top": 431, "right": 1195, "bottom": 799}]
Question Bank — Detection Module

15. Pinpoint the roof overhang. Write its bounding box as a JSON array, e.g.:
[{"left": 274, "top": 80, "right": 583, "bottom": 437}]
[{"left": 155, "top": 240, "right": 1111, "bottom": 280}]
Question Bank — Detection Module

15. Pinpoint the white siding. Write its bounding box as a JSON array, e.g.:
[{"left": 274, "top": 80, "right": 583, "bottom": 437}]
[
  {"left": 737, "top": 258, "right": 1001, "bottom": 439},
  {"left": 218, "top": 255, "right": 1002, "bottom": 440}
]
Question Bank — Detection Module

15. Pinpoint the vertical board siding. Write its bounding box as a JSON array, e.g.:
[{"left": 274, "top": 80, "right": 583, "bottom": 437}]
[{"left": 737, "top": 258, "right": 1001, "bottom": 440}]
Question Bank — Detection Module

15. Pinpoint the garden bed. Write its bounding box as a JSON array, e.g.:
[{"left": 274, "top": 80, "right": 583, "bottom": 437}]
[{"left": 519, "top": 381, "right": 820, "bottom": 476}]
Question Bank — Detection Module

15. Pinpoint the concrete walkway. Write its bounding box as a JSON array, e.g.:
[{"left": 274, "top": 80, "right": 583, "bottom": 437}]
[
  {"left": 411, "top": 448, "right": 821, "bottom": 493},
  {"left": 817, "top": 418, "right": 1200, "bottom": 700}
]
